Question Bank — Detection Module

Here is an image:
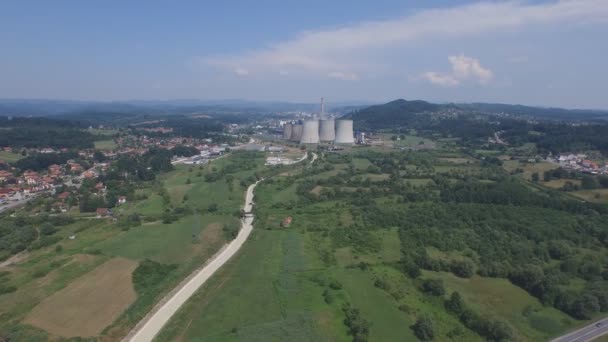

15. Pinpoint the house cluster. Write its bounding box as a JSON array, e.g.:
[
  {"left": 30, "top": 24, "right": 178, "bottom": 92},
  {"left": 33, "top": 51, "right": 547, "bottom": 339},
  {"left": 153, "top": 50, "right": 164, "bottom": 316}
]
[
  {"left": 550, "top": 154, "right": 607, "bottom": 175},
  {"left": 0, "top": 166, "right": 61, "bottom": 201}
]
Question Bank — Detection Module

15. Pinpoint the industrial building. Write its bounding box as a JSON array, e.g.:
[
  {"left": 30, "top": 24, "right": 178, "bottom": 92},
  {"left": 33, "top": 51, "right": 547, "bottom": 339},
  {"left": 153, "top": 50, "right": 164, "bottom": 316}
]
[
  {"left": 280, "top": 98, "right": 354, "bottom": 145},
  {"left": 334, "top": 120, "right": 355, "bottom": 144}
]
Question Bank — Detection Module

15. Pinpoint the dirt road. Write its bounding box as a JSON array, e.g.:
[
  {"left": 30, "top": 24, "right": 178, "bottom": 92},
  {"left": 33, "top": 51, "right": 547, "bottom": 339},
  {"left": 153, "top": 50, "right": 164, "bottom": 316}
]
[{"left": 123, "top": 180, "right": 260, "bottom": 342}]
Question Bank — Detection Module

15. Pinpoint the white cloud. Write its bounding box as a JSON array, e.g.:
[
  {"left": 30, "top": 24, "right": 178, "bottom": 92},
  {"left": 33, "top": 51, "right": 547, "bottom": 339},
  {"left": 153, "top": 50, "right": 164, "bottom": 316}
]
[
  {"left": 422, "top": 54, "right": 493, "bottom": 87},
  {"left": 233, "top": 67, "right": 249, "bottom": 76},
  {"left": 422, "top": 71, "right": 460, "bottom": 87},
  {"left": 199, "top": 0, "right": 608, "bottom": 79},
  {"left": 449, "top": 54, "right": 493, "bottom": 84},
  {"left": 327, "top": 71, "right": 358, "bottom": 81}
]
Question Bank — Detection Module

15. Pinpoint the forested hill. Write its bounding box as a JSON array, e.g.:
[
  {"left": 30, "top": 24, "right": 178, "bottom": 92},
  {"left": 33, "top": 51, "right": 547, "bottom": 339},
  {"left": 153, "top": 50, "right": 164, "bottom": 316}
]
[
  {"left": 347, "top": 99, "right": 443, "bottom": 129},
  {"left": 459, "top": 103, "right": 608, "bottom": 121}
]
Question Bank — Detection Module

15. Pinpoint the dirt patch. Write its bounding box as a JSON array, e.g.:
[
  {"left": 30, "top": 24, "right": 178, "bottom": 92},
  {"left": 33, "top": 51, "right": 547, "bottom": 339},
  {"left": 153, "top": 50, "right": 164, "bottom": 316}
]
[
  {"left": 200, "top": 223, "right": 223, "bottom": 245},
  {"left": 24, "top": 257, "right": 138, "bottom": 338},
  {"left": 192, "top": 223, "right": 224, "bottom": 255},
  {"left": 310, "top": 185, "right": 324, "bottom": 195},
  {"left": 0, "top": 250, "right": 28, "bottom": 269}
]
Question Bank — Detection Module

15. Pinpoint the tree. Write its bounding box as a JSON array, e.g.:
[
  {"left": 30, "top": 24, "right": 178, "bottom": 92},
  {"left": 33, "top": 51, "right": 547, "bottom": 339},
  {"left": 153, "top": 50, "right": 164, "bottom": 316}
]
[
  {"left": 422, "top": 278, "right": 445, "bottom": 296},
  {"left": 531, "top": 172, "right": 539, "bottom": 182},
  {"left": 571, "top": 294, "right": 600, "bottom": 319},
  {"left": 450, "top": 260, "right": 475, "bottom": 278},
  {"left": 445, "top": 292, "right": 465, "bottom": 315},
  {"left": 40, "top": 223, "right": 56, "bottom": 236},
  {"left": 582, "top": 175, "right": 600, "bottom": 190},
  {"left": 412, "top": 314, "right": 435, "bottom": 341},
  {"left": 93, "top": 150, "right": 106, "bottom": 162}
]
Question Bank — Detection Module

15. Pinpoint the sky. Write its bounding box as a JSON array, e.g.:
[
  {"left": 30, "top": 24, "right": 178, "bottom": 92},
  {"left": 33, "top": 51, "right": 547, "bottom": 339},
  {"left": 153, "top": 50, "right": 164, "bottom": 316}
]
[{"left": 1, "top": 0, "right": 607, "bottom": 108}]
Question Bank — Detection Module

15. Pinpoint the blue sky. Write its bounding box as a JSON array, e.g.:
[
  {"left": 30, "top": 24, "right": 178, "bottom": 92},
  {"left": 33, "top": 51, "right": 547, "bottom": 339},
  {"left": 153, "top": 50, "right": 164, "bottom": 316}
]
[{"left": 1, "top": 0, "right": 607, "bottom": 108}]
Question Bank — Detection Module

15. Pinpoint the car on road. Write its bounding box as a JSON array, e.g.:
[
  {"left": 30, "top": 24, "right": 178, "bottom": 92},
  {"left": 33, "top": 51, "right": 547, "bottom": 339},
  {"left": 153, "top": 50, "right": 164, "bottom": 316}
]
[{"left": 596, "top": 322, "right": 604, "bottom": 327}]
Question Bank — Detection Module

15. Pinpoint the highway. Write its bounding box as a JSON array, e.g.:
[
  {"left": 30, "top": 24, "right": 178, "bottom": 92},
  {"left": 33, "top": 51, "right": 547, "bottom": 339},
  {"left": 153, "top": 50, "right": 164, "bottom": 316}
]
[{"left": 551, "top": 319, "right": 608, "bottom": 342}]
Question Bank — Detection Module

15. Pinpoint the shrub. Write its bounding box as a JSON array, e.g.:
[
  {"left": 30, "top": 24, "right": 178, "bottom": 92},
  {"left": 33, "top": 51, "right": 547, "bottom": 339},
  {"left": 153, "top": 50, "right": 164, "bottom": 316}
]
[{"left": 421, "top": 278, "right": 445, "bottom": 296}]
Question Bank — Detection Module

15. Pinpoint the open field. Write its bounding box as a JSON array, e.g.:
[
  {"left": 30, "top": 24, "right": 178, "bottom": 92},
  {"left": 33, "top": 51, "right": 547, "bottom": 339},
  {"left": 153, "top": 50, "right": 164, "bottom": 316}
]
[
  {"left": 0, "top": 152, "right": 268, "bottom": 340},
  {"left": 0, "top": 150, "right": 23, "bottom": 163},
  {"left": 88, "top": 128, "right": 119, "bottom": 136},
  {"left": 426, "top": 271, "right": 576, "bottom": 340},
  {"left": 503, "top": 160, "right": 560, "bottom": 181},
  {"left": 98, "top": 215, "right": 231, "bottom": 264},
  {"left": 571, "top": 188, "right": 608, "bottom": 203},
  {"left": 94, "top": 139, "right": 118, "bottom": 150},
  {"left": 543, "top": 178, "right": 581, "bottom": 189},
  {"left": 24, "top": 257, "right": 137, "bottom": 338}
]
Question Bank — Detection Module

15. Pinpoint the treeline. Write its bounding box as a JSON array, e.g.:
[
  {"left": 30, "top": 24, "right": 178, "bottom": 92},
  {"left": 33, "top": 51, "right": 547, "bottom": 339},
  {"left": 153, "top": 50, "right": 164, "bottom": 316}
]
[
  {"left": 12, "top": 151, "right": 80, "bottom": 172},
  {"left": 0, "top": 128, "right": 96, "bottom": 149},
  {"left": 108, "top": 148, "right": 174, "bottom": 181},
  {"left": 0, "top": 214, "right": 73, "bottom": 260}
]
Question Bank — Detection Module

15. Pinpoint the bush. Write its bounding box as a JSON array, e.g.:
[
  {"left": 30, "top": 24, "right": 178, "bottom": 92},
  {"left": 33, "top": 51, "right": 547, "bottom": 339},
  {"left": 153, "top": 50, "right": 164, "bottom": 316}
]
[
  {"left": 0, "top": 285, "right": 17, "bottom": 295},
  {"left": 342, "top": 303, "right": 371, "bottom": 342},
  {"left": 39, "top": 223, "right": 57, "bottom": 236},
  {"left": 450, "top": 260, "right": 475, "bottom": 278},
  {"left": 421, "top": 278, "right": 445, "bottom": 296},
  {"left": 411, "top": 314, "right": 435, "bottom": 341},
  {"left": 132, "top": 259, "right": 177, "bottom": 295}
]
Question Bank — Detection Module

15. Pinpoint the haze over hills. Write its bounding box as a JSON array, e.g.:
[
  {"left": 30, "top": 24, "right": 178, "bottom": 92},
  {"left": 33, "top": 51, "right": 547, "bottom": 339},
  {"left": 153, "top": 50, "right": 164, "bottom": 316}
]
[
  {"left": 3, "top": 98, "right": 607, "bottom": 124},
  {"left": 0, "top": 99, "right": 375, "bottom": 117}
]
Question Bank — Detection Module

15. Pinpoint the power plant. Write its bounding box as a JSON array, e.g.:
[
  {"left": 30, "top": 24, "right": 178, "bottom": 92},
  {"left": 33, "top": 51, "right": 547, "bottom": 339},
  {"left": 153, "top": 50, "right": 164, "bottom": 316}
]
[
  {"left": 290, "top": 124, "right": 303, "bottom": 142},
  {"left": 282, "top": 123, "right": 293, "bottom": 140},
  {"left": 300, "top": 120, "right": 320, "bottom": 144},
  {"left": 281, "top": 98, "right": 354, "bottom": 145},
  {"left": 319, "top": 119, "right": 335, "bottom": 142},
  {"left": 334, "top": 120, "right": 355, "bottom": 144}
]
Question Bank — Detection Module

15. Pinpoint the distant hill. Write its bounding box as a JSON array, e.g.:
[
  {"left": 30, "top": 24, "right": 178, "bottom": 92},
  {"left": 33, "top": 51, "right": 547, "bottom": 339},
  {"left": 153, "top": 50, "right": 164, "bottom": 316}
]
[
  {"left": 0, "top": 98, "right": 374, "bottom": 118},
  {"left": 457, "top": 103, "right": 608, "bottom": 121},
  {"left": 347, "top": 99, "right": 443, "bottom": 129}
]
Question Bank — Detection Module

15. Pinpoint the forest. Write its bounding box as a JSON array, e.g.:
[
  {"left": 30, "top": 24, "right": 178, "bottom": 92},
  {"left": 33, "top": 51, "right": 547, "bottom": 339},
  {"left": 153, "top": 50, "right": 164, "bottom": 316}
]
[{"left": 290, "top": 150, "right": 608, "bottom": 328}]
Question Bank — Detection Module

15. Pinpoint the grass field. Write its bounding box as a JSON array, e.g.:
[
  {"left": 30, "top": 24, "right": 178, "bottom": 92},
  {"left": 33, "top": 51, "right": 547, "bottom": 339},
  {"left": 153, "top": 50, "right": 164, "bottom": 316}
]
[
  {"left": 571, "top": 188, "right": 608, "bottom": 203},
  {"left": 543, "top": 179, "right": 581, "bottom": 189},
  {"left": 427, "top": 271, "right": 576, "bottom": 340},
  {"left": 98, "top": 215, "right": 231, "bottom": 264},
  {"left": 0, "top": 150, "right": 23, "bottom": 163},
  {"left": 94, "top": 139, "right": 117, "bottom": 150},
  {"left": 24, "top": 257, "right": 137, "bottom": 338},
  {"left": 503, "top": 160, "right": 560, "bottom": 181},
  {"left": 0, "top": 152, "right": 267, "bottom": 340}
]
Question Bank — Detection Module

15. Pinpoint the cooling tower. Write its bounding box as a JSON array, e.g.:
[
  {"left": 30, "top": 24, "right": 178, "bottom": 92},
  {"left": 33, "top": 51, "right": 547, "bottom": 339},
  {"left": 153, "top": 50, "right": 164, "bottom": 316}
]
[
  {"left": 335, "top": 120, "right": 354, "bottom": 144},
  {"left": 283, "top": 123, "right": 293, "bottom": 140},
  {"left": 300, "top": 120, "right": 320, "bottom": 144},
  {"left": 290, "top": 124, "right": 303, "bottom": 142},
  {"left": 319, "top": 119, "right": 335, "bottom": 142}
]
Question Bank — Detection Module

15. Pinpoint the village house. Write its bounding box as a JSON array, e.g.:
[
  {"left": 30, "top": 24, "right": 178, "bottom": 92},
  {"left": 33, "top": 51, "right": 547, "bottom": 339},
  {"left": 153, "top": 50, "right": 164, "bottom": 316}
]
[
  {"left": 95, "top": 182, "right": 105, "bottom": 192},
  {"left": 281, "top": 216, "right": 293, "bottom": 228},
  {"left": 96, "top": 208, "right": 112, "bottom": 218},
  {"left": 0, "top": 188, "right": 16, "bottom": 198},
  {"left": 83, "top": 170, "right": 97, "bottom": 179},
  {"left": 0, "top": 170, "right": 13, "bottom": 182},
  {"left": 68, "top": 162, "right": 83, "bottom": 173},
  {"left": 117, "top": 196, "right": 127, "bottom": 205},
  {"left": 57, "top": 191, "right": 70, "bottom": 201}
]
